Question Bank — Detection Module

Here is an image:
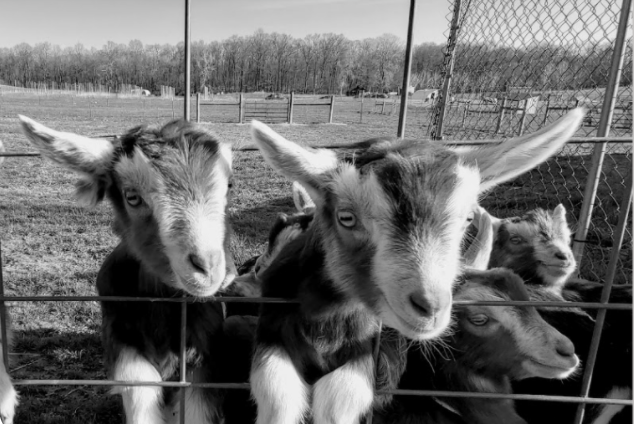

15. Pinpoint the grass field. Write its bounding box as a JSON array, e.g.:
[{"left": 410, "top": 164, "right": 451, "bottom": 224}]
[{"left": 0, "top": 93, "right": 631, "bottom": 423}]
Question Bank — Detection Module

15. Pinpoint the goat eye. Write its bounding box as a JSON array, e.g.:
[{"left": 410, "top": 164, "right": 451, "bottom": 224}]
[
  {"left": 124, "top": 190, "right": 142, "bottom": 207},
  {"left": 510, "top": 235, "right": 524, "bottom": 244},
  {"left": 336, "top": 211, "right": 357, "bottom": 228},
  {"left": 228, "top": 180, "right": 234, "bottom": 190},
  {"left": 466, "top": 212, "right": 475, "bottom": 223},
  {"left": 468, "top": 314, "right": 489, "bottom": 326}
]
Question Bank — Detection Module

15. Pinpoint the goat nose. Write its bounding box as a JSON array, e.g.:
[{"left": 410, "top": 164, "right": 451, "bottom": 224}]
[
  {"left": 409, "top": 292, "right": 432, "bottom": 318},
  {"left": 554, "top": 251, "right": 568, "bottom": 261},
  {"left": 555, "top": 337, "right": 576, "bottom": 358},
  {"left": 188, "top": 253, "right": 208, "bottom": 275}
]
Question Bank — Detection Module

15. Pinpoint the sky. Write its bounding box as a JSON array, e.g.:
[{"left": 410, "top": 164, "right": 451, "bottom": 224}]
[{"left": 0, "top": 0, "right": 449, "bottom": 49}]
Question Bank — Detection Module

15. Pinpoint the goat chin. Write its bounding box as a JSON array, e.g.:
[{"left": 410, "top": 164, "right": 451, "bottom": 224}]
[{"left": 518, "top": 357, "right": 580, "bottom": 381}]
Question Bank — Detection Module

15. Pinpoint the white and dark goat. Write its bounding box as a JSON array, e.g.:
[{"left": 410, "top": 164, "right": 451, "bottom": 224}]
[
  {"left": 248, "top": 109, "right": 585, "bottom": 424},
  {"left": 20, "top": 117, "right": 237, "bottom": 424}
]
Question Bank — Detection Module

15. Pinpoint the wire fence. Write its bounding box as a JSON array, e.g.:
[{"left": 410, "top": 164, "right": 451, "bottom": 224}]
[
  {"left": 0, "top": 1, "right": 632, "bottom": 423},
  {"left": 0, "top": 133, "right": 631, "bottom": 423},
  {"left": 430, "top": 0, "right": 633, "bottom": 285}
]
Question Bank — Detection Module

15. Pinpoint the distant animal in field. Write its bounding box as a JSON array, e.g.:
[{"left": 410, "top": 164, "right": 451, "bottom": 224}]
[
  {"left": 20, "top": 116, "right": 237, "bottom": 424},
  {"left": 376, "top": 268, "right": 580, "bottom": 424},
  {"left": 248, "top": 109, "right": 585, "bottom": 424},
  {"left": 482, "top": 96, "right": 498, "bottom": 104}
]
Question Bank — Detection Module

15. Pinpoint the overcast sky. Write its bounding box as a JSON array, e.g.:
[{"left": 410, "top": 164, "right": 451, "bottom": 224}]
[{"left": 1, "top": 0, "right": 449, "bottom": 48}]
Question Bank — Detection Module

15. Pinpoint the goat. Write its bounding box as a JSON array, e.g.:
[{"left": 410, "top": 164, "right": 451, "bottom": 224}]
[
  {"left": 20, "top": 116, "right": 236, "bottom": 424},
  {"left": 375, "top": 268, "right": 579, "bottom": 424},
  {"left": 485, "top": 204, "right": 576, "bottom": 292},
  {"left": 468, "top": 205, "right": 632, "bottom": 424},
  {"left": 514, "top": 284, "right": 632, "bottom": 424},
  {"left": 248, "top": 109, "right": 585, "bottom": 424}
]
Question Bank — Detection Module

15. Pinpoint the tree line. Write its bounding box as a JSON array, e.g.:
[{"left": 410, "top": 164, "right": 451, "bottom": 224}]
[{"left": 0, "top": 30, "right": 628, "bottom": 96}]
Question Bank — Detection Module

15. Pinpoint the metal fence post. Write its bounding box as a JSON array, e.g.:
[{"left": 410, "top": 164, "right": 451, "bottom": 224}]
[
  {"left": 573, "top": 168, "right": 632, "bottom": 424},
  {"left": 184, "top": 0, "right": 191, "bottom": 121},
  {"left": 432, "top": 0, "right": 462, "bottom": 140},
  {"left": 572, "top": 0, "right": 632, "bottom": 267},
  {"left": 397, "top": 0, "right": 417, "bottom": 139},
  {"left": 179, "top": 297, "right": 188, "bottom": 424}
]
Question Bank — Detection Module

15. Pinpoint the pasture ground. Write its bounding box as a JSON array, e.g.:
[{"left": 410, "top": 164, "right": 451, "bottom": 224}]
[{"left": 0, "top": 94, "right": 631, "bottom": 423}]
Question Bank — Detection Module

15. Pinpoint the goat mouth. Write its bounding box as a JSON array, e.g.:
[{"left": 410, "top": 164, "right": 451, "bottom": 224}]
[
  {"left": 539, "top": 261, "right": 572, "bottom": 269},
  {"left": 381, "top": 295, "right": 446, "bottom": 339},
  {"left": 527, "top": 358, "right": 578, "bottom": 377}
]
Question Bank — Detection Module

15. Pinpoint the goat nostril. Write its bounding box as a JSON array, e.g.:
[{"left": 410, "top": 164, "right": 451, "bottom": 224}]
[
  {"left": 409, "top": 293, "right": 431, "bottom": 317},
  {"left": 188, "top": 254, "right": 208, "bottom": 275},
  {"left": 554, "top": 251, "right": 568, "bottom": 261}
]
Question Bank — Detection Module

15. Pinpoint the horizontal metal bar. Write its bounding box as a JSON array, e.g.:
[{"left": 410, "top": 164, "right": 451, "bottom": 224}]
[
  {"left": 2, "top": 136, "right": 630, "bottom": 158},
  {"left": 376, "top": 389, "right": 633, "bottom": 406},
  {"left": 199, "top": 103, "right": 239, "bottom": 106},
  {"left": 13, "top": 380, "right": 249, "bottom": 389},
  {"left": 0, "top": 295, "right": 629, "bottom": 310},
  {"left": 9, "top": 380, "right": 631, "bottom": 406},
  {"left": 293, "top": 103, "right": 331, "bottom": 106}
]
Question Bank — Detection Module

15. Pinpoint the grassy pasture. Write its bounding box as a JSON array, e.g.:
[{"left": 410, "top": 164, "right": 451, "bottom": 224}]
[{"left": 0, "top": 94, "right": 631, "bottom": 423}]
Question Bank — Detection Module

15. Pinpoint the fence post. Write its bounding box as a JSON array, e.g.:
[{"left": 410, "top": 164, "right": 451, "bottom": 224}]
[
  {"left": 573, "top": 168, "right": 632, "bottom": 424},
  {"left": 542, "top": 95, "right": 551, "bottom": 126},
  {"left": 461, "top": 102, "right": 469, "bottom": 128},
  {"left": 381, "top": 100, "right": 386, "bottom": 114},
  {"left": 196, "top": 93, "right": 200, "bottom": 123},
  {"left": 328, "top": 95, "right": 335, "bottom": 124},
  {"left": 495, "top": 97, "right": 507, "bottom": 134},
  {"left": 289, "top": 91, "right": 295, "bottom": 124},
  {"left": 397, "top": 0, "right": 417, "bottom": 139},
  {"left": 360, "top": 90, "right": 364, "bottom": 123},
  {"left": 518, "top": 99, "right": 528, "bottom": 136},
  {"left": 432, "top": 0, "right": 462, "bottom": 140},
  {"left": 239, "top": 93, "right": 244, "bottom": 124},
  {"left": 572, "top": 0, "right": 632, "bottom": 267}
]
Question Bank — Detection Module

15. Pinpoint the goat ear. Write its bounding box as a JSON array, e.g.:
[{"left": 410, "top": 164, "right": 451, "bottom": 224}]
[
  {"left": 19, "top": 115, "right": 114, "bottom": 206},
  {"left": 457, "top": 108, "right": 585, "bottom": 193},
  {"left": 250, "top": 120, "right": 337, "bottom": 205},
  {"left": 553, "top": 203, "right": 567, "bottom": 222},
  {"left": 292, "top": 181, "right": 316, "bottom": 214}
]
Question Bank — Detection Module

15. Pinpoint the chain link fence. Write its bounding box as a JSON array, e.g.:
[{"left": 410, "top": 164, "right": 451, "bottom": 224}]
[{"left": 430, "top": 0, "right": 632, "bottom": 285}]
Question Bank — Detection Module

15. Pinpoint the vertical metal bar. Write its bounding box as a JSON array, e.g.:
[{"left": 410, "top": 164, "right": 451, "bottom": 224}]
[
  {"left": 366, "top": 322, "right": 383, "bottom": 424},
  {"left": 433, "top": 0, "right": 462, "bottom": 140},
  {"left": 184, "top": 0, "right": 191, "bottom": 121},
  {"left": 573, "top": 169, "right": 632, "bottom": 424},
  {"left": 572, "top": 0, "right": 631, "bottom": 265},
  {"left": 397, "top": 0, "right": 417, "bottom": 139},
  {"left": 360, "top": 90, "right": 364, "bottom": 123},
  {"left": 0, "top": 243, "right": 10, "bottom": 372},
  {"left": 179, "top": 297, "right": 188, "bottom": 424}
]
